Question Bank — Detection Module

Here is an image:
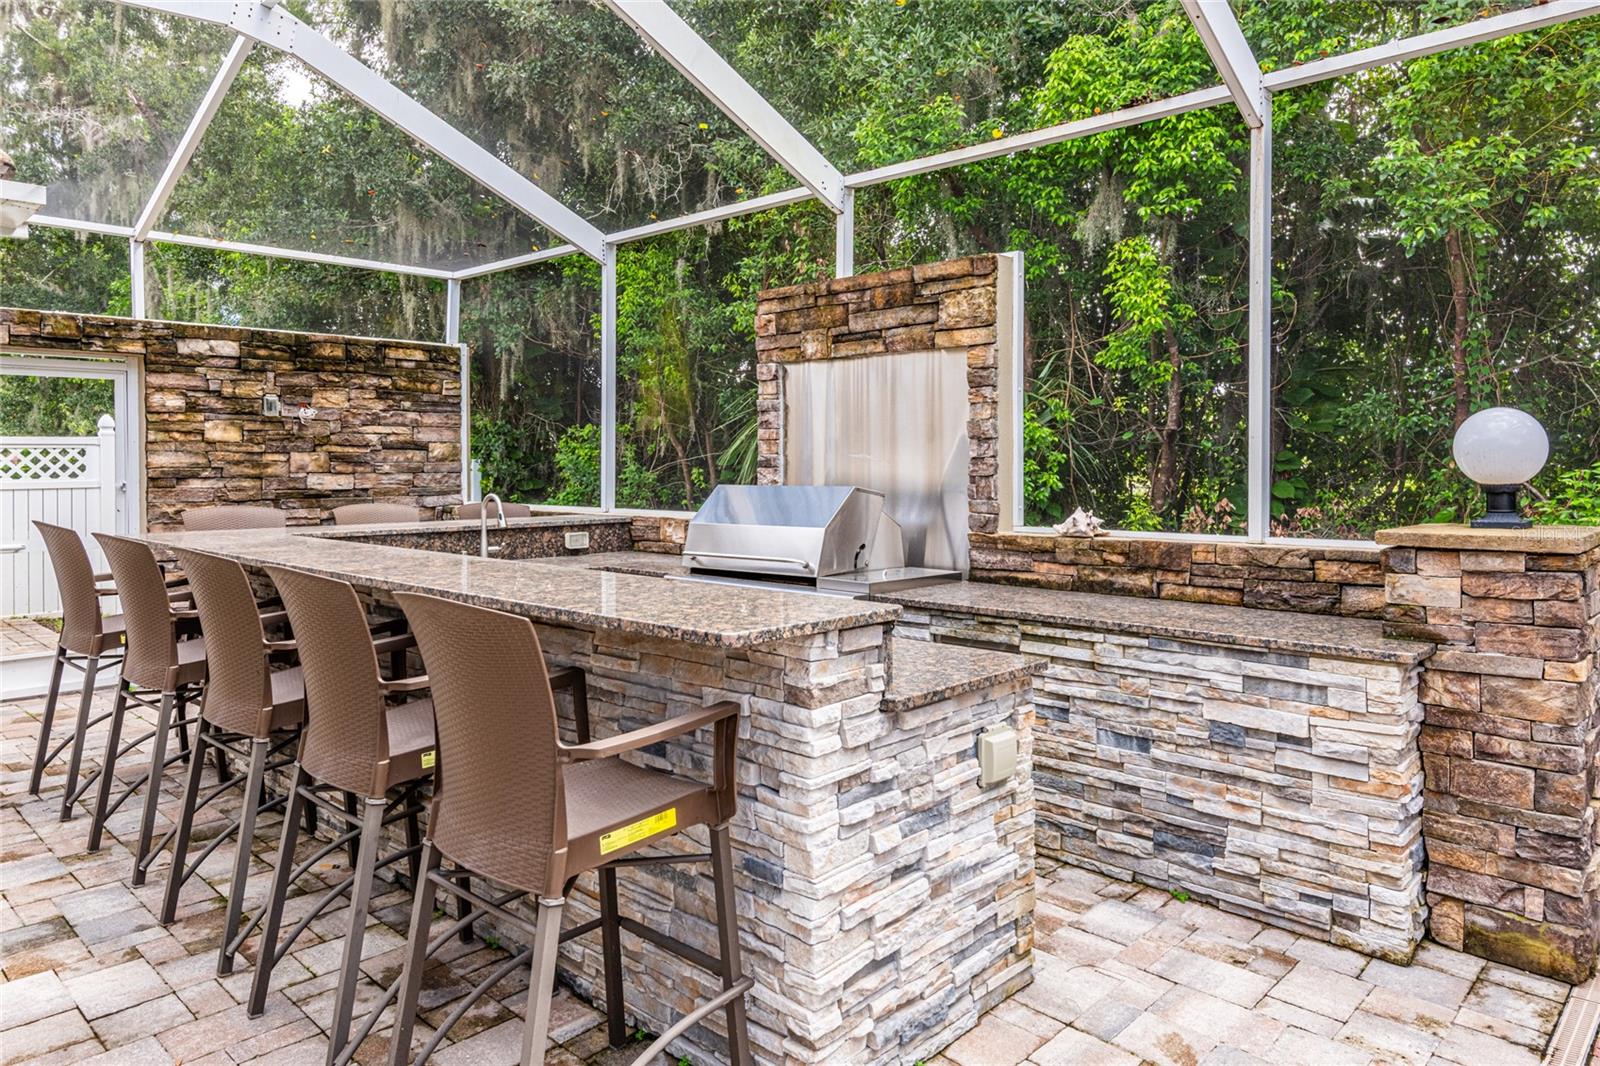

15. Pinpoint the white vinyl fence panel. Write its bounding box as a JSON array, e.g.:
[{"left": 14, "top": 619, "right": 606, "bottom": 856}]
[{"left": 1, "top": 415, "right": 117, "bottom": 617}]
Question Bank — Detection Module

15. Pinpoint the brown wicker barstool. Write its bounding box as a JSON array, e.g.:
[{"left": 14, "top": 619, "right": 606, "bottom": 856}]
[
  {"left": 88, "top": 532, "right": 222, "bottom": 883},
  {"left": 182, "top": 505, "right": 288, "bottom": 531},
  {"left": 28, "top": 522, "right": 126, "bottom": 817},
  {"left": 330, "top": 503, "right": 430, "bottom": 525},
  {"left": 383, "top": 592, "right": 751, "bottom": 1066},
  {"left": 457, "top": 500, "right": 531, "bottom": 520}
]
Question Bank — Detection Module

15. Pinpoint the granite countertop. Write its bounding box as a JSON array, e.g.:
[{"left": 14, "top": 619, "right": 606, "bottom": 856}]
[
  {"left": 310, "top": 514, "right": 630, "bottom": 539},
  {"left": 535, "top": 550, "right": 691, "bottom": 578},
  {"left": 881, "top": 636, "right": 1038, "bottom": 712},
  {"left": 879, "top": 581, "right": 1432, "bottom": 665},
  {"left": 141, "top": 526, "right": 898, "bottom": 648}
]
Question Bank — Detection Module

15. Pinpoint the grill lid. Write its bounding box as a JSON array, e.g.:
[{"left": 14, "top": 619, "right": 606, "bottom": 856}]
[{"left": 684, "top": 485, "right": 887, "bottom": 579}]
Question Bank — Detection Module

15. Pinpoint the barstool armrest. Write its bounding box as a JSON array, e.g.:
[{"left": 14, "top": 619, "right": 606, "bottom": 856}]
[
  {"left": 372, "top": 631, "right": 416, "bottom": 656},
  {"left": 265, "top": 638, "right": 298, "bottom": 654},
  {"left": 380, "top": 674, "right": 431, "bottom": 694},
  {"left": 549, "top": 666, "right": 582, "bottom": 690},
  {"left": 560, "top": 701, "right": 740, "bottom": 762}
]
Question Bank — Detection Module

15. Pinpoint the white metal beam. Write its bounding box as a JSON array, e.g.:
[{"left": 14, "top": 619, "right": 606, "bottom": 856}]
[
  {"left": 134, "top": 34, "right": 254, "bottom": 240},
  {"left": 119, "top": 0, "right": 607, "bottom": 262},
  {"left": 602, "top": 0, "right": 845, "bottom": 211},
  {"left": 834, "top": 187, "right": 854, "bottom": 277},
  {"left": 452, "top": 245, "right": 579, "bottom": 280},
  {"left": 606, "top": 186, "right": 815, "bottom": 245},
  {"left": 1181, "top": 1, "right": 1266, "bottom": 129},
  {"left": 1262, "top": 0, "right": 1600, "bottom": 91},
  {"left": 600, "top": 244, "right": 619, "bottom": 512},
  {"left": 845, "top": 85, "right": 1233, "bottom": 188},
  {"left": 129, "top": 240, "right": 147, "bottom": 318},
  {"left": 1244, "top": 99, "right": 1272, "bottom": 542},
  {"left": 147, "top": 228, "right": 456, "bottom": 278}
]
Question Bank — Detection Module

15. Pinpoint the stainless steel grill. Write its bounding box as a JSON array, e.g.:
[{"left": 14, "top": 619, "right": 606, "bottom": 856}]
[{"left": 680, "top": 485, "right": 959, "bottom": 598}]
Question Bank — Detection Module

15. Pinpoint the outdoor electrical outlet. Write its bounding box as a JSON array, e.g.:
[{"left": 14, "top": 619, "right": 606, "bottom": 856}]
[
  {"left": 262, "top": 393, "right": 281, "bottom": 416},
  {"left": 978, "top": 723, "right": 1017, "bottom": 786},
  {"left": 564, "top": 531, "right": 590, "bottom": 550}
]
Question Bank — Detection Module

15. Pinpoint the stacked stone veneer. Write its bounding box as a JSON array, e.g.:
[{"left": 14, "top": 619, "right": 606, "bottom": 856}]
[
  {"left": 971, "top": 532, "right": 1389, "bottom": 617},
  {"left": 540, "top": 623, "right": 1035, "bottom": 1063},
  {"left": 753, "top": 256, "right": 1002, "bottom": 533},
  {"left": 1380, "top": 524, "right": 1600, "bottom": 982},
  {"left": 894, "top": 604, "right": 1428, "bottom": 961},
  {"left": 0, "top": 309, "right": 462, "bottom": 528}
]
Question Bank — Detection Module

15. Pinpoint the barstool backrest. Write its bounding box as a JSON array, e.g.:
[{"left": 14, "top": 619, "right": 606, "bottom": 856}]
[
  {"left": 457, "top": 501, "right": 532, "bottom": 520},
  {"left": 330, "top": 503, "right": 428, "bottom": 525},
  {"left": 394, "top": 591, "right": 566, "bottom": 898},
  {"left": 33, "top": 521, "right": 107, "bottom": 655},
  {"left": 172, "top": 548, "right": 274, "bottom": 737},
  {"left": 94, "top": 533, "right": 179, "bottom": 690},
  {"left": 264, "top": 566, "right": 389, "bottom": 796},
  {"left": 182, "top": 505, "right": 286, "bottom": 531}
]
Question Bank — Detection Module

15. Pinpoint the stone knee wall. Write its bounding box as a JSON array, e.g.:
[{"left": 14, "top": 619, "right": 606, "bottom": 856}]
[
  {"left": 1379, "top": 525, "right": 1600, "bottom": 983},
  {"left": 893, "top": 605, "right": 1429, "bottom": 961},
  {"left": 1, "top": 309, "right": 463, "bottom": 528},
  {"left": 970, "top": 532, "right": 1390, "bottom": 617}
]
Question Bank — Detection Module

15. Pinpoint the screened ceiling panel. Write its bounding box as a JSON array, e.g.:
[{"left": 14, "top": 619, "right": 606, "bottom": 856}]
[
  {"left": 0, "top": 0, "right": 235, "bottom": 227},
  {"left": 156, "top": 48, "right": 559, "bottom": 272},
  {"left": 676, "top": 0, "right": 1218, "bottom": 176},
  {"left": 305, "top": 0, "right": 786, "bottom": 233}
]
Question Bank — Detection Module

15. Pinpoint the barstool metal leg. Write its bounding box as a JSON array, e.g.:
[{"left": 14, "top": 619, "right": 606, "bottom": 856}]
[
  {"left": 385, "top": 843, "right": 442, "bottom": 1066},
  {"left": 60, "top": 653, "right": 101, "bottom": 820},
  {"left": 328, "top": 797, "right": 385, "bottom": 1066},
  {"left": 132, "top": 689, "right": 176, "bottom": 887},
  {"left": 249, "top": 765, "right": 308, "bottom": 1018},
  {"left": 710, "top": 823, "right": 753, "bottom": 1066},
  {"left": 28, "top": 648, "right": 66, "bottom": 796},
  {"left": 217, "top": 737, "right": 269, "bottom": 976},
  {"left": 599, "top": 867, "right": 627, "bottom": 1047},
  {"left": 520, "top": 896, "right": 567, "bottom": 1066},
  {"left": 87, "top": 681, "right": 129, "bottom": 851},
  {"left": 160, "top": 723, "right": 211, "bottom": 926}
]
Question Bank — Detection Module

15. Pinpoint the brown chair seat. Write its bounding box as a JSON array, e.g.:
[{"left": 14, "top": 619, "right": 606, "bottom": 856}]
[
  {"left": 102, "top": 614, "right": 126, "bottom": 639},
  {"left": 174, "top": 638, "right": 208, "bottom": 687},
  {"left": 268, "top": 666, "right": 307, "bottom": 729},
  {"left": 384, "top": 698, "right": 438, "bottom": 785},
  {"left": 563, "top": 759, "right": 714, "bottom": 853}
]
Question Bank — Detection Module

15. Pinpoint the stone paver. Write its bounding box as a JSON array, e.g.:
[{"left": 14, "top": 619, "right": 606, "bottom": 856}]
[{"left": 1, "top": 685, "right": 1584, "bottom": 1066}]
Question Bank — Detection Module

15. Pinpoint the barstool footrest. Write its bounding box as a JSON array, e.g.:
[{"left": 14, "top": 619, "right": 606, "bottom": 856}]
[{"left": 630, "top": 977, "right": 755, "bottom": 1066}]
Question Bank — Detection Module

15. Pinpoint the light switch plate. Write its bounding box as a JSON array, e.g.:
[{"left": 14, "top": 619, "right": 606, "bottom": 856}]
[
  {"left": 978, "top": 723, "right": 1017, "bottom": 787},
  {"left": 564, "top": 530, "right": 590, "bottom": 550},
  {"left": 262, "top": 393, "right": 281, "bottom": 416}
]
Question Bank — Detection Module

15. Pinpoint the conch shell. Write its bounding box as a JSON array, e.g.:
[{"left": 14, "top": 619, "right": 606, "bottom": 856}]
[{"left": 1052, "top": 507, "right": 1106, "bottom": 538}]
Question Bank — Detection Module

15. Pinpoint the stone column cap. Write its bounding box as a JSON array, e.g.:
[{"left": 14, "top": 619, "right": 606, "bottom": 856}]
[{"left": 1376, "top": 523, "right": 1599, "bottom": 554}]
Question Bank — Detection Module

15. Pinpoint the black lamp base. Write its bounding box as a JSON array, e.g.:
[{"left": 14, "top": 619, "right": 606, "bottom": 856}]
[{"left": 1470, "top": 485, "right": 1531, "bottom": 530}]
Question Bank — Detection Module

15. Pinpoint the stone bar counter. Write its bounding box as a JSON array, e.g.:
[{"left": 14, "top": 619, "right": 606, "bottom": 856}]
[{"left": 138, "top": 521, "right": 1038, "bottom": 1065}]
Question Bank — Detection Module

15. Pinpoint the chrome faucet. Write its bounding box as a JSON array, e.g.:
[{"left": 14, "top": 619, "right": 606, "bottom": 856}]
[{"left": 479, "top": 493, "right": 507, "bottom": 558}]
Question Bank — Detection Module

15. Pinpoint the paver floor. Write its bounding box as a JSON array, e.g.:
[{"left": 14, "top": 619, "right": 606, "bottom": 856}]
[
  {"left": 1, "top": 685, "right": 1579, "bottom": 1066},
  {"left": 0, "top": 619, "right": 57, "bottom": 660}
]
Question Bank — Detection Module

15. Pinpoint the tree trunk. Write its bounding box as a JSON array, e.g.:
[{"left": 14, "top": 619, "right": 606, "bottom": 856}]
[
  {"left": 1445, "top": 226, "right": 1472, "bottom": 429},
  {"left": 1151, "top": 325, "right": 1184, "bottom": 512}
]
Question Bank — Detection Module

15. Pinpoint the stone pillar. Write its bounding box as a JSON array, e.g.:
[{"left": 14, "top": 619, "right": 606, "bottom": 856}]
[{"left": 1377, "top": 524, "right": 1600, "bottom": 982}]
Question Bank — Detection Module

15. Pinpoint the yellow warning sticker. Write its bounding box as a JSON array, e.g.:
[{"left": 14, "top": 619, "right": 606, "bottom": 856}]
[
  {"left": 600, "top": 808, "right": 676, "bottom": 855},
  {"left": 421, "top": 750, "right": 436, "bottom": 770}
]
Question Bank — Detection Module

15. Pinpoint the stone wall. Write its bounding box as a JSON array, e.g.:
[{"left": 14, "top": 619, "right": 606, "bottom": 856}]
[
  {"left": 0, "top": 309, "right": 462, "bottom": 528},
  {"left": 753, "top": 256, "right": 1002, "bottom": 534},
  {"left": 1379, "top": 524, "right": 1600, "bottom": 982},
  {"left": 893, "top": 598, "right": 1429, "bottom": 961},
  {"left": 971, "top": 531, "right": 1389, "bottom": 617}
]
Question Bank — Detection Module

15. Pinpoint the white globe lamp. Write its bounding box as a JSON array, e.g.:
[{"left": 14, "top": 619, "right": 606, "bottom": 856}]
[{"left": 1452, "top": 407, "right": 1548, "bottom": 529}]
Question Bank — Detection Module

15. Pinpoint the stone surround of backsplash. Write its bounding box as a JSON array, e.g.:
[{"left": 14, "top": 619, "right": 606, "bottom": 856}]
[{"left": 969, "top": 531, "right": 1389, "bottom": 617}]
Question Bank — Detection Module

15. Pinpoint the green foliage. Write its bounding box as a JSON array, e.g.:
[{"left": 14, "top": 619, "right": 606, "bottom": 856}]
[
  {"left": 0, "top": 375, "right": 115, "bottom": 436},
  {"left": 1532, "top": 465, "right": 1600, "bottom": 526}
]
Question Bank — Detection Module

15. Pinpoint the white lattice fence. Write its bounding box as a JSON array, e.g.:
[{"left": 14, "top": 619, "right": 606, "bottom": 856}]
[{"left": 1, "top": 416, "right": 117, "bottom": 617}]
